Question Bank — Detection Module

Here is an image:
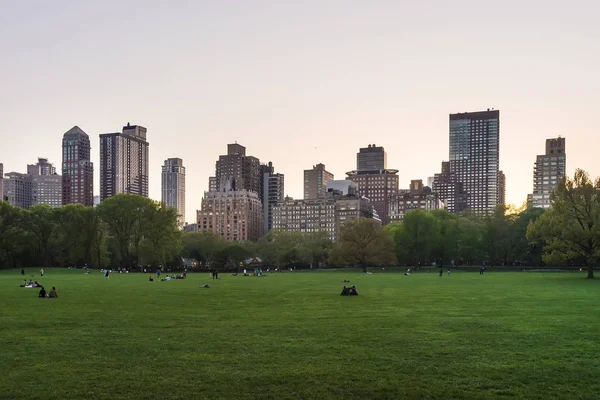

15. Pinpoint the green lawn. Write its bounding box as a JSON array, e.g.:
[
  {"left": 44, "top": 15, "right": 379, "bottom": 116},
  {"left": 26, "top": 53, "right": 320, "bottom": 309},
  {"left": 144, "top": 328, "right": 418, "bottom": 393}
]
[{"left": 0, "top": 268, "right": 599, "bottom": 399}]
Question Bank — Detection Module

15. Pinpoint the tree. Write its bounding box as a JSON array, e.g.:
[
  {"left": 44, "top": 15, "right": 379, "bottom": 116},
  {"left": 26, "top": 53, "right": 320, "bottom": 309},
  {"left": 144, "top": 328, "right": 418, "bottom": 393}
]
[
  {"left": 140, "top": 202, "right": 181, "bottom": 268},
  {"left": 329, "top": 218, "right": 396, "bottom": 272},
  {"left": 299, "top": 231, "right": 333, "bottom": 268},
  {"left": 97, "top": 194, "right": 154, "bottom": 268},
  {"left": 181, "top": 231, "right": 225, "bottom": 270},
  {"left": 23, "top": 205, "right": 59, "bottom": 268},
  {"left": 387, "top": 211, "right": 440, "bottom": 265},
  {"left": 0, "top": 202, "right": 25, "bottom": 269},
  {"left": 527, "top": 169, "right": 600, "bottom": 278}
]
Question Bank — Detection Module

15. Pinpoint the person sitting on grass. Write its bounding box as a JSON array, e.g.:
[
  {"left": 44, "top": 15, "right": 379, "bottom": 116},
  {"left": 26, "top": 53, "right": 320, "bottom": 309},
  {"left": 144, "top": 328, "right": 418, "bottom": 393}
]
[
  {"left": 149, "top": 276, "right": 154, "bottom": 282},
  {"left": 38, "top": 287, "right": 47, "bottom": 298},
  {"left": 49, "top": 287, "right": 57, "bottom": 298},
  {"left": 349, "top": 286, "right": 358, "bottom": 296},
  {"left": 201, "top": 284, "right": 210, "bottom": 288},
  {"left": 340, "top": 286, "right": 350, "bottom": 296}
]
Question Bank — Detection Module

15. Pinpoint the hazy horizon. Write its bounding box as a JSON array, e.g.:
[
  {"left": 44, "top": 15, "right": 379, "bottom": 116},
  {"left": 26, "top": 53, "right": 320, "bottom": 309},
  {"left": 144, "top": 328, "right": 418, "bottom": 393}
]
[{"left": 1, "top": 1, "right": 599, "bottom": 223}]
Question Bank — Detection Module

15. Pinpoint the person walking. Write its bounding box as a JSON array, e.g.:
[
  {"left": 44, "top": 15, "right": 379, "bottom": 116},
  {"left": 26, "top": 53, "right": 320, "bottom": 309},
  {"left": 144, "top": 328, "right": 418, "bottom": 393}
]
[
  {"left": 40, "top": 268, "right": 44, "bottom": 277},
  {"left": 439, "top": 268, "right": 443, "bottom": 277}
]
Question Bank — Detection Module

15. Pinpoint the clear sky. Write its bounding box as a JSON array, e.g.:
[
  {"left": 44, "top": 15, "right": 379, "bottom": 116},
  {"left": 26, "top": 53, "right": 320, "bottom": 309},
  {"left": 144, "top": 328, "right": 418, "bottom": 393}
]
[{"left": 1, "top": 0, "right": 599, "bottom": 223}]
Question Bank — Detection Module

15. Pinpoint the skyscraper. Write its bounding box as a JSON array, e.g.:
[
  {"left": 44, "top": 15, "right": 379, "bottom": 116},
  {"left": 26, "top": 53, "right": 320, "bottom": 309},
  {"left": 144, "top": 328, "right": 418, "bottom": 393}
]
[
  {"left": 432, "top": 161, "right": 468, "bottom": 214},
  {"left": 497, "top": 170, "right": 506, "bottom": 206},
  {"left": 197, "top": 189, "right": 264, "bottom": 242},
  {"left": 346, "top": 168, "right": 399, "bottom": 224},
  {"left": 528, "top": 137, "right": 566, "bottom": 208},
  {"left": 99, "top": 123, "right": 149, "bottom": 201},
  {"left": 357, "top": 144, "right": 387, "bottom": 171},
  {"left": 62, "top": 126, "right": 93, "bottom": 206},
  {"left": 260, "top": 161, "right": 285, "bottom": 233},
  {"left": 304, "top": 163, "right": 334, "bottom": 199},
  {"left": 197, "top": 144, "right": 264, "bottom": 241},
  {"left": 28, "top": 158, "right": 62, "bottom": 208},
  {"left": 449, "top": 109, "right": 500, "bottom": 214},
  {"left": 214, "top": 143, "right": 261, "bottom": 193},
  {"left": 161, "top": 158, "right": 186, "bottom": 226},
  {"left": 3, "top": 172, "right": 32, "bottom": 209}
]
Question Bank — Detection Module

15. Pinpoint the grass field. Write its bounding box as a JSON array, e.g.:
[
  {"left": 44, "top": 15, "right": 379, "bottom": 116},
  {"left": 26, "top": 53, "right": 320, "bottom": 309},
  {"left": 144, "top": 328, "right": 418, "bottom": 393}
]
[{"left": 1, "top": 268, "right": 599, "bottom": 400}]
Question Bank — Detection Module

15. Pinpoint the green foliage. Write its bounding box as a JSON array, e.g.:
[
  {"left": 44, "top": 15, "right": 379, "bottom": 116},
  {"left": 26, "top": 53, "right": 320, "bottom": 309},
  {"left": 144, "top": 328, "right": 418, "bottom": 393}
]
[
  {"left": 528, "top": 169, "right": 600, "bottom": 278},
  {"left": 329, "top": 218, "right": 396, "bottom": 271},
  {"left": 0, "top": 194, "right": 181, "bottom": 270}
]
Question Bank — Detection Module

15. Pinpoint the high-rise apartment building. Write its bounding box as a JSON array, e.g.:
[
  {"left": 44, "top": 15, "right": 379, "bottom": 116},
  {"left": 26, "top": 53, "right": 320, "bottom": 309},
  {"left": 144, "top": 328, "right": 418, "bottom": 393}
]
[
  {"left": 326, "top": 180, "right": 358, "bottom": 196},
  {"left": 449, "top": 109, "right": 500, "bottom": 215},
  {"left": 197, "top": 188, "right": 263, "bottom": 242},
  {"left": 497, "top": 171, "right": 506, "bottom": 206},
  {"left": 62, "top": 126, "right": 93, "bottom": 206},
  {"left": 345, "top": 168, "right": 399, "bottom": 224},
  {"left": 527, "top": 137, "right": 566, "bottom": 208},
  {"left": 214, "top": 143, "right": 261, "bottom": 193},
  {"left": 161, "top": 158, "right": 186, "bottom": 227},
  {"left": 272, "top": 192, "right": 376, "bottom": 241},
  {"left": 28, "top": 158, "right": 62, "bottom": 208},
  {"left": 432, "top": 161, "right": 468, "bottom": 214},
  {"left": 357, "top": 144, "right": 387, "bottom": 171},
  {"left": 100, "top": 123, "right": 149, "bottom": 201},
  {"left": 208, "top": 176, "right": 217, "bottom": 192},
  {"left": 3, "top": 172, "right": 32, "bottom": 209},
  {"left": 3, "top": 158, "right": 61, "bottom": 209},
  {"left": 304, "top": 163, "right": 334, "bottom": 199},
  {"left": 389, "top": 180, "right": 444, "bottom": 222},
  {"left": 260, "top": 162, "right": 285, "bottom": 233}
]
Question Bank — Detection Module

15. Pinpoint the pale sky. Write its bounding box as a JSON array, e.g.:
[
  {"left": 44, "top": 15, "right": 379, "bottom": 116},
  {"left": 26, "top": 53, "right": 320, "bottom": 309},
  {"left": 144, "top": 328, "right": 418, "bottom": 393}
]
[{"left": 1, "top": 0, "right": 599, "bottom": 223}]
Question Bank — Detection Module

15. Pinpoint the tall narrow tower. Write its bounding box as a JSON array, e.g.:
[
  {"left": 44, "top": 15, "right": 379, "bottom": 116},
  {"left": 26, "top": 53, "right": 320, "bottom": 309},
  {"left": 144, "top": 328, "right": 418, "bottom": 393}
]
[
  {"left": 99, "top": 123, "right": 149, "bottom": 201},
  {"left": 162, "top": 158, "right": 186, "bottom": 226},
  {"left": 62, "top": 126, "right": 94, "bottom": 206},
  {"left": 528, "top": 137, "right": 566, "bottom": 208},
  {"left": 449, "top": 109, "right": 500, "bottom": 214}
]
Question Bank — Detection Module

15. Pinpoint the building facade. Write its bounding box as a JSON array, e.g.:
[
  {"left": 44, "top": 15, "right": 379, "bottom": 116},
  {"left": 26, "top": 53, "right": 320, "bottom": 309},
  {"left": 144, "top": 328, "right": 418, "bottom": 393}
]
[
  {"left": 432, "top": 161, "right": 468, "bottom": 214},
  {"left": 260, "top": 161, "right": 285, "bottom": 233},
  {"left": 326, "top": 180, "right": 358, "bottom": 196},
  {"left": 357, "top": 144, "right": 387, "bottom": 171},
  {"left": 304, "top": 163, "right": 334, "bottom": 199},
  {"left": 197, "top": 189, "right": 263, "bottom": 242},
  {"left": 528, "top": 137, "right": 566, "bottom": 208},
  {"left": 345, "top": 169, "right": 399, "bottom": 224},
  {"left": 161, "top": 158, "right": 186, "bottom": 227},
  {"left": 3, "top": 172, "right": 32, "bottom": 209},
  {"left": 449, "top": 110, "right": 500, "bottom": 215},
  {"left": 389, "top": 180, "right": 444, "bottom": 222},
  {"left": 497, "top": 170, "right": 506, "bottom": 206},
  {"left": 99, "top": 123, "right": 149, "bottom": 201},
  {"left": 28, "top": 158, "right": 62, "bottom": 208},
  {"left": 214, "top": 143, "right": 261, "bottom": 193},
  {"left": 62, "top": 126, "right": 94, "bottom": 206},
  {"left": 272, "top": 192, "right": 375, "bottom": 241}
]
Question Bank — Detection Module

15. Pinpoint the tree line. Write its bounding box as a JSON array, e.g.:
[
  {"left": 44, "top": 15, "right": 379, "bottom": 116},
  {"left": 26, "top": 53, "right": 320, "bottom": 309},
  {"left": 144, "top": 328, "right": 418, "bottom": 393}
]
[{"left": 2, "top": 169, "right": 599, "bottom": 278}]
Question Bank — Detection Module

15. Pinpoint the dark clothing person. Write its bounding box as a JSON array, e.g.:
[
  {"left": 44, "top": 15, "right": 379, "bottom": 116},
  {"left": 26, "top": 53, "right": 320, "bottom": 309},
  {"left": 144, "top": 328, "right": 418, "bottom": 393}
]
[
  {"left": 439, "top": 268, "right": 443, "bottom": 277},
  {"left": 21, "top": 269, "right": 25, "bottom": 276},
  {"left": 49, "top": 287, "right": 57, "bottom": 298},
  {"left": 349, "top": 286, "right": 358, "bottom": 296},
  {"left": 39, "top": 288, "right": 46, "bottom": 298},
  {"left": 341, "top": 286, "right": 350, "bottom": 296},
  {"left": 480, "top": 267, "right": 484, "bottom": 275}
]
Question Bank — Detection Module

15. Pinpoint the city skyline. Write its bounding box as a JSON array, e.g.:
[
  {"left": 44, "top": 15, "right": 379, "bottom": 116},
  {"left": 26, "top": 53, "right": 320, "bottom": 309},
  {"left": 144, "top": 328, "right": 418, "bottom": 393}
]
[{"left": 1, "top": 2, "right": 599, "bottom": 223}]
